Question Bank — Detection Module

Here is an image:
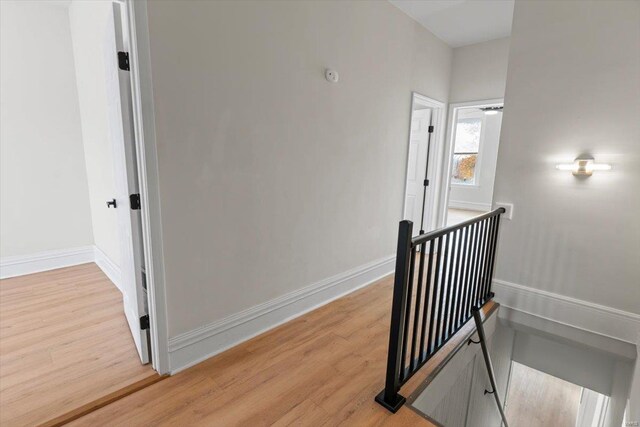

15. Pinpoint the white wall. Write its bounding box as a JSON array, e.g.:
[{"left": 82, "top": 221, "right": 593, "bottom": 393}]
[
  {"left": 493, "top": 0, "right": 640, "bottom": 315},
  {"left": 69, "top": 0, "right": 122, "bottom": 268},
  {"left": 143, "top": 0, "right": 452, "bottom": 339},
  {"left": 0, "top": 1, "right": 94, "bottom": 258},
  {"left": 449, "top": 108, "right": 503, "bottom": 211},
  {"left": 449, "top": 37, "right": 510, "bottom": 103}
]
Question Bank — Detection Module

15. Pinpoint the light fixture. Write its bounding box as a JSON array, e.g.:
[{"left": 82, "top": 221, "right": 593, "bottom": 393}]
[
  {"left": 480, "top": 106, "right": 503, "bottom": 115},
  {"left": 556, "top": 156, "right": 611, "bottom": 176}
]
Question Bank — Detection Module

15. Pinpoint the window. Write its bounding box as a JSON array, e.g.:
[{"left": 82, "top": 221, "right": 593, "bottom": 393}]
[{"left": 451, "top": 117, "right": 482, "bottom": 185}]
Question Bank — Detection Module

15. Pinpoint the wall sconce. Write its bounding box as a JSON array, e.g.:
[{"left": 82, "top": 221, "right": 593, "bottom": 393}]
[{"left": 556, "top": 156, "right": 611, "bottom": 176}]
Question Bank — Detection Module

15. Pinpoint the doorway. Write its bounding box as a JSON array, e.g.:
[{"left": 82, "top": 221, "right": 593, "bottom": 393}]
[
  {"left": 441, "top": 99, "right": 504, "bottom": 227},
  {"left": 403, "top": 93, "right": 446, "bottom": 237},
  {"left": 0, "top": 1, "right": 163, "bottom": 425}
]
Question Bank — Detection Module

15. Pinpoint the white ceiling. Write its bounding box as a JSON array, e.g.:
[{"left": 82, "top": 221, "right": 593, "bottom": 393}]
[
  {"left": 389, "top": 0, "right": 514, "bottom": 48},
  {"left": 39, "top": 0, "right": 72, "bottom": 7}
]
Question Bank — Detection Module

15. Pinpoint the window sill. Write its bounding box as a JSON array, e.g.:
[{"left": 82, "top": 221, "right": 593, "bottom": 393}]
[{"left": 451, "top": 183, "right": 480, "bottom": 188}]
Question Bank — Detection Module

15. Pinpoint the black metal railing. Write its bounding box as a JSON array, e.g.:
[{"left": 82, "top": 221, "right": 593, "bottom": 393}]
[{"left": 375, "top": 207, "right": 505, "bottom": 412}]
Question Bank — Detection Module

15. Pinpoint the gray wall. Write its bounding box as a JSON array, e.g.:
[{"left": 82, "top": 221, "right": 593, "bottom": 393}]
[
  {"left": 449, "top": 37, "right": 510, "bottom": 103},
  {"left": 144, "top": 0, "right": 453, "bottom": 337},
  {"left": 493, "top": 0, "right": 640, "bottom": 314}
]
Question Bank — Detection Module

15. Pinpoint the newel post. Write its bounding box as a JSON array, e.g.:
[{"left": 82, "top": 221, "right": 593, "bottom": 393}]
[{"left": 375, "top": 220, "right": 413, "bottom": 412}]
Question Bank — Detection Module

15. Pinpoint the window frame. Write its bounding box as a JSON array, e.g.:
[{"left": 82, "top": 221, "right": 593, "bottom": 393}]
[{"left": 450, "top": 110, "right": 487, "bottom": 188}]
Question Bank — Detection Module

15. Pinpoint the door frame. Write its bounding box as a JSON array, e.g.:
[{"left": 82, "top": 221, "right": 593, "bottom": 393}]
[
  {"left": 401, "top": 93, "right": 446, "bottom": 234},
  {"left": 117, "top": 0, "right": 170, "bottom": 374},
  {"left": 438, "top": 98, "right": 504, "bottom": 228}
]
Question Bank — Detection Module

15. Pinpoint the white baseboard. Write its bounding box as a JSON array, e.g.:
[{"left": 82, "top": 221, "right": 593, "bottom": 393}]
[
  {"left": 448, "top": 200, "right": 491, "bottom": 212},
  {"left": 0, "top": 246, "right": 95, "bottom": 279},
  {"left": 493, "top": 279, "right": 640, "bottom": 344},
  {"left": 168, "top": 254, "right": 396, "bottom": 373},
  {"left": 1, "top": 246, "right": 122, "bottom": 294},
  {"left": 93, "top": 246, "right": 122, "bottom": 292}
]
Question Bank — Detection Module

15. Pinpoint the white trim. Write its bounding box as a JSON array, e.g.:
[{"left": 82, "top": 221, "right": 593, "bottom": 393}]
[
  {"left": 576, "top": 388, "right": 609, "bottom": 427},
  {"left": 93, "top": 246, "right": 122, "bottom": 292},
  {"left": 439, "top": 98, "right": 504, "bottom": 228},
  {"left": 168, "top": 255, "right": 396, "bottom": 373},
  {"left": 125, "top": 0, "right": 170, "bottom": 374},
  {"left": 0, "top": 246, "right": 94, "bottom": 279},
  {"left": 493, "top": 279, "right": 640, "bottom": 344},
  {"left": 447, "top": 200, "right": 491, "bottom": 212},
  {"left": 402, "top": 92, "right": 447, "bottom": 233},
  {"left": 451, "top": 182, "right": 480, "bottom": 188},
  {"left": 0, "top": 245, "right": 125, "bottom": 292},
  {"left": 452, "top": 108, "right": 487, "bottom": 186}
]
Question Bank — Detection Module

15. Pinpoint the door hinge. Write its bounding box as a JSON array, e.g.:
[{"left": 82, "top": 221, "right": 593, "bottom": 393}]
[
  {"left": 428, "top": 125, "right": 434, "bottom": 133},
  {"left": 130, "top": 194, "right": 141, "bottom": 210},
  {"left": 141, "top": 270, "right": 147, "bottom": 291},
  {"left": 118, "top": 51, "right": 130, "bottom": 71},
  {"left": 424, "top": 179, "right": 430, "bottom": 187},
  {"left": 140, "top": 314, "right": 150, "bottom": 330}
]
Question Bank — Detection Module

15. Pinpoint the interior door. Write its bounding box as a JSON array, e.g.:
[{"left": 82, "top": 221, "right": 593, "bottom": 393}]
[
  {"left": 110, "top": 2, "right": 149, "bottom": 364},
  {"left": 404, "top": 108, "right": 433, "bottom": 237}
]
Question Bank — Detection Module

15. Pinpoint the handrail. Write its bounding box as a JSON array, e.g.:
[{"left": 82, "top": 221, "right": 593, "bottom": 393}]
[
  {"left": 375, "top": 208, "right": 505, "bottom": 413},
  {"left": 472, "top": 308, "right": 510, "bottom": 427},
  {"left": 413, "top": 207, "right": 505, "bottom": 245}
]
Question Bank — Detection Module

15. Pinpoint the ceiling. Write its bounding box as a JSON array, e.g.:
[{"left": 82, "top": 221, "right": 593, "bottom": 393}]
[
  {"left": 40, "top": 0, "right": 72, "bottom": 7},
  {"left": 389, "top": 0, "right": 514, "bottom": 48}
]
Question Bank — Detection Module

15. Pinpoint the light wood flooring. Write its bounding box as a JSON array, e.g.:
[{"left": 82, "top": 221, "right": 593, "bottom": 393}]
[
  {"left": 506, "top": 361, "right": 582, "bottom": 427},
  {"left": 69, "top": 273, "right": 496, "bottom": 426},
  {"left": 0, "top": 263, "right": 160, "bottom": 427},
  {"left": 446, "top": 208, "right": 483, "bottom": 226}
]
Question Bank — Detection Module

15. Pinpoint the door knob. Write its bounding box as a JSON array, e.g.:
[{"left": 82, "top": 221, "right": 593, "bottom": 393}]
[{"left": 106, "top": 199, "right": 117, "bottom": 208}]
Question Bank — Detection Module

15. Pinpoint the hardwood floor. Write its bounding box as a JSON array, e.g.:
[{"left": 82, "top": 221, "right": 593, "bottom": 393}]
[
  {"left": 446, "top": 208, "right": 483, "bottom": 226},
  {"left": 506, "top": 361, "right": 582, "bottom": 427},
  {"left": 70, "top": 273, "right": 496, "bottom": 426},
  {"left": 0, "top": 263, "right": 160, "bottom": 427}
]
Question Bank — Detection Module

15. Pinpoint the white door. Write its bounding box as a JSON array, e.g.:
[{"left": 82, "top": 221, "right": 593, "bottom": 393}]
[
  {"left": 404, "top": 108, "right": 433, "bottom": 236},
  {"left": 109, "top": 2, "right": 149, "bottom": 364}
]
